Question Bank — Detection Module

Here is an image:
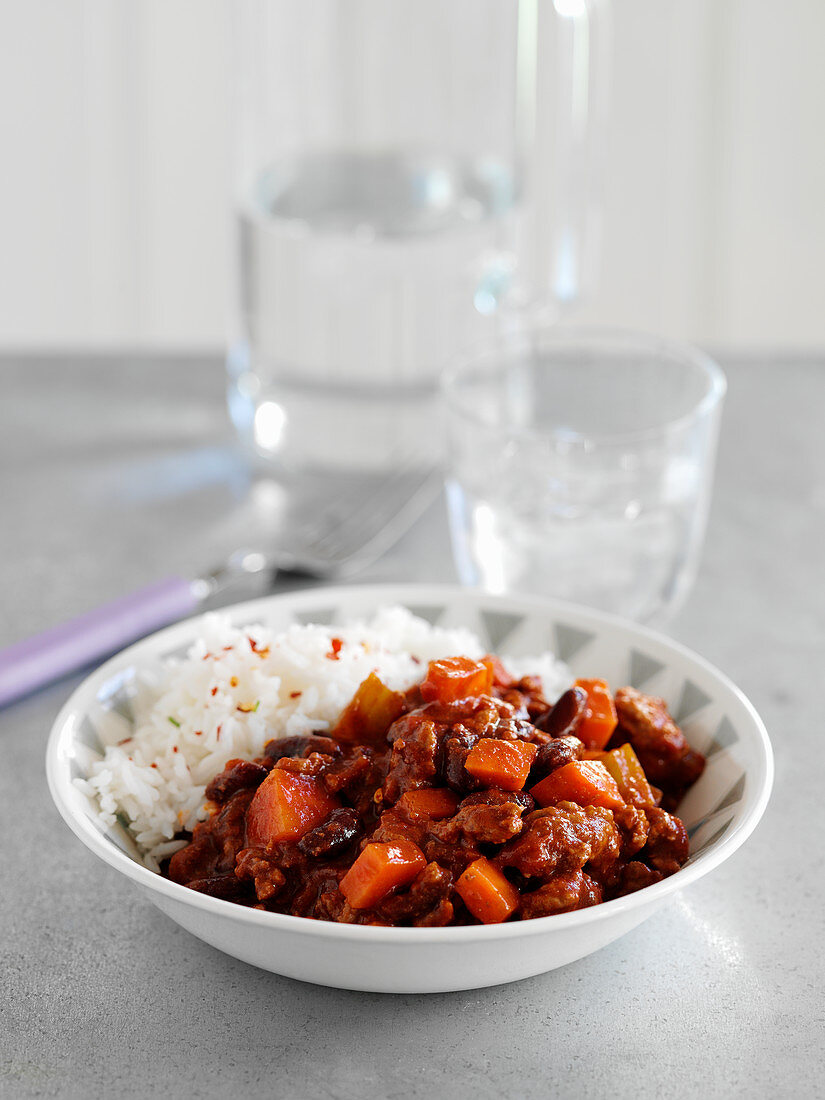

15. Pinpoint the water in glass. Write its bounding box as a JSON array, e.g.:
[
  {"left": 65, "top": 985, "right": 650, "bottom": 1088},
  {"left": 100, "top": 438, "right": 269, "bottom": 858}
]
[{"left": 230, "top": 150, "right": 520, "bottom": 472}]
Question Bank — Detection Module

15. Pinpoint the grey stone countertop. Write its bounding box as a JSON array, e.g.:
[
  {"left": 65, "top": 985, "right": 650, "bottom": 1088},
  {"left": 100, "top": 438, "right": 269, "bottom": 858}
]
[{"left": 1, "top": 353, "right": 822, "bottom": 1099}]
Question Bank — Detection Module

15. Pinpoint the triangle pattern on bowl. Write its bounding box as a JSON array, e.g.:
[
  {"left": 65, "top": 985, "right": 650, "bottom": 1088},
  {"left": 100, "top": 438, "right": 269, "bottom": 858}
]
[
  {"left": 406, "top": 604, "right": 447, "bottom": 627},
  {"left": 710, "top": 772, "right": 745, "bottom": 816},
  {"left": 629, "top": 650, "right": 666, "bottom": 688},
  {"left": 97, "top": 671, "right": 138, "bottom": 724},
  {"left": 691, "top": 815, "right": 734, "bottom": 857},
  {"left": 687, "top": 771, "right": 745, "bottom": 843},
  {"left": 75, "top": 716, "right": 104, "bottom": 755},
  {"left": 705, "top": 715, "right": 739, "bottom": 757},
  {"left": 675, "top": 679, "right": 713, "bottom": 724},
  {"left": 480, "top": 610, "right": 525, "bottom": 651},
  {"left": 553, "top": 623, "right": 595, "bottom": 663}
]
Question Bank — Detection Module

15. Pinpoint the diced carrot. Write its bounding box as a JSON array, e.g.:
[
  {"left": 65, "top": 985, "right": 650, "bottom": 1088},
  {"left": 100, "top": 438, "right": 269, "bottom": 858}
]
[
  {"left": 339, "top": 841, "right": 427, "bottom": 909},
  {"left": 600, "top": 743, "right": 658, "bottom": 808},
  {"left": 420, "top": 656, "right": 493, "bottom": 704},
  {"left": 330, "top": 672, "right": 406, "bottom": 744},
  {"left": 573, "top": 678, "right": 619, "bottom": 751},
  {"left": 396, "top": 788, "right": 460, "bottom": 822},
  {"left": 456, "top": 857, "right": 520, "bottom": 924},
  {"left": 463, "top": 738, "right": 538, "bottom": 791},
  {"left": 246, "top": 769, "right": 340, "bottom": 846},
  {"left": 530, "top": 759, "right": 625, "bottom": 812}
]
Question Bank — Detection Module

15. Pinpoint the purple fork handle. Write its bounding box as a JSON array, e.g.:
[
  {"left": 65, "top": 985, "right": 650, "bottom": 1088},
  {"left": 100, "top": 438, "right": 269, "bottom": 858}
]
[{"left": 0, "top": 576, "right": 200, "bottom": 708}]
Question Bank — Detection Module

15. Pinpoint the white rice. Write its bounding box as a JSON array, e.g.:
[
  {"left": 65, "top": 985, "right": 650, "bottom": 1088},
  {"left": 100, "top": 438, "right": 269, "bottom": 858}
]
[{"left": 76, "top": 605, "right": 570, "bottom": 870}]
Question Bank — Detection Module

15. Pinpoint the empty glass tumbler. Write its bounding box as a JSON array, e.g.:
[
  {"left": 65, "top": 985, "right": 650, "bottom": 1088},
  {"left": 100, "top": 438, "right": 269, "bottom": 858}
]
[
  {"left": 227, "top": 0, "right": 610, "bottom": 474},
  {"left": 443, "top": 329, "right": 726, "bottom": 623}
]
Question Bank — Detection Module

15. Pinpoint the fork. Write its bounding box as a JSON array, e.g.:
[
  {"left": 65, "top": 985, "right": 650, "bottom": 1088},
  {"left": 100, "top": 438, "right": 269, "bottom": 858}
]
[{"left": 0, "top": 460, "right": 440, "bottom": 708}]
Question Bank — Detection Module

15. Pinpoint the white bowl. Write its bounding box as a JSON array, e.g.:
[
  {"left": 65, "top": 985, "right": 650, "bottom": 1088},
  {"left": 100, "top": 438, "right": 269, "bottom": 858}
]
[{"left": 47, "top": 584, "right": 772, "bottom": 993}]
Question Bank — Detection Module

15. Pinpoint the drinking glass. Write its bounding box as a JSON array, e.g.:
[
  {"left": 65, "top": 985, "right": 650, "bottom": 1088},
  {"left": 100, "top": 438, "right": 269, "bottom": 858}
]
[
  {"left": 443, "top": 328, "right": 726, "bottom": 623},
  {"left": 228, "top": 0, "right": 610, "bottom": 475}
]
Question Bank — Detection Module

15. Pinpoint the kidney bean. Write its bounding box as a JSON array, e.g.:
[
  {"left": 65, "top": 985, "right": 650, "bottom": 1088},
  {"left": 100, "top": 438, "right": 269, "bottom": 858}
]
[
  {"left": 205, "top": 760, "right": 269, "bottom": 803},
  {"left": 298, "top": 808, "right": 361, "bottom": 859},
  {"left": 533, "top": 686, "right": 588, "bottom": 738},
  {"left": 264, "top": 734, "right": 341, "bottom": 760},
  {"left": 187, "top": 874, "right": 248, "bottom": 900},
  {"left": 530, "top": 734, "right": 585, "bottom": 783}
]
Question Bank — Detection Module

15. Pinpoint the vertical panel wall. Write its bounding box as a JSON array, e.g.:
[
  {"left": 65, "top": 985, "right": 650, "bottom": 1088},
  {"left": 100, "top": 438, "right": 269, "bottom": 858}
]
[{"left": 0, "top": 0, "right": 821, "bottom": 348}]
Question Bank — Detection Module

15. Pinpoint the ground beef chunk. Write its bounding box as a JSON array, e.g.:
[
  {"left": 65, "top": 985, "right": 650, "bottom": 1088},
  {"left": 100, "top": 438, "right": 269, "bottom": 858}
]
[
  {"left": 431, "top": 790, "right": 530, "bottom": 846},
  {"left": 641, "top": 806, "right": 690, "bottom": 875},
  {"left": 487, "top": 659, "right": 552, "bottom": 723},
  {"left": 462, "top": 697, "right": 515, "bottom": 735},
  {"left": 413, "top": 897, "right": 455, "bottom": 927},
  {"left": 322, "top": 748, "right": 375, "bottom": 793},
  {"left": 614, "top": 688, "right": 687, "bottom": 755},
  {"left": 309, "top": 886, "right": 347, "bottom": 923},
  {"left": 519, "top": 870, "right": 603, "bottom": 918},
  {"left": 382, "top": 717, "right": 440, "bottom": 802},
  {"left": 613, "top": 803, "right": 651, "bottom": 859},
  {"left": 496, "top": 802, "right": 621, "bottom": 880},
  {"left": 368, "top": 809, "right": 426, "bottom": 848},
  {"left": 431, "top": 696, "right": 532, "bottom": 744},
  {"left": 377, "top": 862, "right": 454, "bottom": 924},
  {"left": 614, "top": 687, "right": 705, "bottom": 801},
  {"left": 323, "top": 747, "right": 385, "bottom": 816},
  {"left": 615, "top": 860, "right": 665, "bottom": 896},
  {"left": 421, "top": 836, "right": 481, "bottom": 877},
  {"left": 271, "top": 751, "right": 334, "bottom": 777},
  {"left": 290, "top": 867, "right": 347, "bottom": 920},
  {"left": 235, "top": 847, "right": 286, "bottom": 902}
]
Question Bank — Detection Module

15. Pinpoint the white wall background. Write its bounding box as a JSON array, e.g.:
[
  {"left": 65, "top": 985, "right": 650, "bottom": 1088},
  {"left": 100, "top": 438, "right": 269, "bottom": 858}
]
[{"left": 1, "top": 0, "right": 823, "bottom": 351}]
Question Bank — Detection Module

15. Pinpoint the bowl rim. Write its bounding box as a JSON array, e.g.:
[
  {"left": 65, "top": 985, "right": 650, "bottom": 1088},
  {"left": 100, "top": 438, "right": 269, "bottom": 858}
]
[{"left": 46, "top": 582, "right": 773, "bottom": 945}]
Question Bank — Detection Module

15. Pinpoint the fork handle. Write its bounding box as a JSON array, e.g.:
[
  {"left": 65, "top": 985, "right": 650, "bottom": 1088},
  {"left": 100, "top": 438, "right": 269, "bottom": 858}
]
[{"left": 0, "top": 576, "right": 200, "bottom": 708}]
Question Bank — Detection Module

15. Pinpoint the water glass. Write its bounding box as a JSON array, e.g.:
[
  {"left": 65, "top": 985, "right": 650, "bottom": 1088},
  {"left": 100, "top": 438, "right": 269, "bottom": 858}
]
[
  {"left": 228, "top": 0, "right": 610, "bottom": 474},
  {"left": 443, "top": 328, "right": 726, "bottom": 623}
]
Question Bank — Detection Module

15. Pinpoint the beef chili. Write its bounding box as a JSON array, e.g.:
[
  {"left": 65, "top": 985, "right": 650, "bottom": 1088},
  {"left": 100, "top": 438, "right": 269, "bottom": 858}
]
[{"left": 164, "top": 656, "right": 704, "bottom": 926}]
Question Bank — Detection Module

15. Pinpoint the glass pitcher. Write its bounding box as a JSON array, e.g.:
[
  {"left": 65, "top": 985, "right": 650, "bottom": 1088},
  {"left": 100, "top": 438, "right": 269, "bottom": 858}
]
[{"left": 228, "top": 0, "right": 611, "bottom": 475}]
